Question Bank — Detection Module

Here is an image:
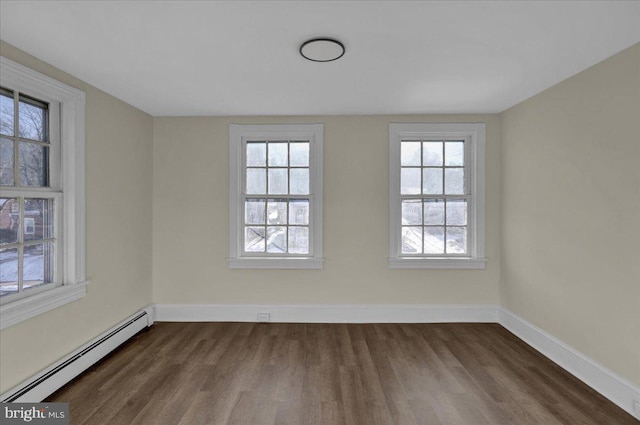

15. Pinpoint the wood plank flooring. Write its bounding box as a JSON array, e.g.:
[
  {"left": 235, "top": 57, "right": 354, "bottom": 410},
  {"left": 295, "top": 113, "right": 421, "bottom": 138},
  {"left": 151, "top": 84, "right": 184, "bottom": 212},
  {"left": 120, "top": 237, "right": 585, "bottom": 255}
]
[{"left": 47, "top": 322, "right": 638, "bottom": 425}]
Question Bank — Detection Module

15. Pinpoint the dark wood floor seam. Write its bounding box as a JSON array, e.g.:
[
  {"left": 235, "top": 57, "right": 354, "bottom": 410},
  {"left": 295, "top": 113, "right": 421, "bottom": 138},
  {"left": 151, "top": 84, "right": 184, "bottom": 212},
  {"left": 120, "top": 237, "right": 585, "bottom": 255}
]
[{"left": 47, "top": 323, "right": 639, "bottom": 425}]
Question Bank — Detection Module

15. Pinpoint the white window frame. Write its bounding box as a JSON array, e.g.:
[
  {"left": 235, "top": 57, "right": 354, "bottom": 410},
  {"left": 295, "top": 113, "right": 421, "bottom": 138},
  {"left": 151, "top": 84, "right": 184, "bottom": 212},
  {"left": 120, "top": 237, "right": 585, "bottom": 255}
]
[
  {"left": 23, "top": 217, "right": 35, "bottom": 235},
  {"left": 0, "top": 56, "right": 88, "bottom": 329},
  {"left": 228, "top": 124, "right": 324, "bottom": 269},
  {"left": 389, "top": 123, "right": 486, "bottom": 269}
]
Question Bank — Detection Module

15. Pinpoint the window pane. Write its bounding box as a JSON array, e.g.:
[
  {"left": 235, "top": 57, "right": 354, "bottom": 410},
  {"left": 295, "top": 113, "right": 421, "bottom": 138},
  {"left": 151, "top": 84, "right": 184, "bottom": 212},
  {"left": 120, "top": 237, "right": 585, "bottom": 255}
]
[
  {"left": 423, "top": 142, "right": 443, "bottom": 166},
  {"left": 267, "top": 200, "right": 287, "bottom": 224},
  {"left": 290, "top": 168, "right": 309, "bottom": 195},
  {"left": 401, "top": 168, "right": 421, "bottom": 194},
  {"left": 444, "top": 168, "right": 464, "bottom": 195},
  {"left": 0, "top": 247, "right": 18, "bottom": 296},
  {"left": 268, "top": 142, "right": 288, "bottom": 166},
  {"left": 24, "top": 198, "right": 54, "bottom": 241},
  {"left": 401, "top": 200, "right": 422, "bottom": 225},
  {"left": 267, "top": 226, "right": 287, "bottom": 253},
  {"left": 0, "top": 91, "right": 13, "bottom": 137},
  {"left": 424, "top": 226, "right": 445, "bottom": 254},
  {"left": 445, "top": 141, "right": 464, "bottom": 166},
  {"left": 424, "top": 199, "right": 444, "bottom": 225},
  {"left": 446, "top": 199, "right": 467, "bottom": 225},
  {"left": 246, "top": 168, "right": 266, "bottom": 194},
  {"left": 268, "top": 168, "right": 288, "bottom": 194},
  {"left": 0, "top": 198, "right": 19, "bottom": 244},
  {"left": 289, "top": 227, "right": 309, "bottom": 254},
  {"left": 24, "top": 218, "right": 35, "bottom": 235},
  {"left": 23, "top": 242, "right": 54, "bottom": 291},
  {"left": 401, "top": 226, "right": 422, "bottom": 254},
  {"left": 0, "top": 138, "right": 14, "bottom": 185},
  {"left": 19, "top": 99, "right": 46, "bottom": 142},
  {"left": 245, "top": 199, "right": 266, "bottom": 225},
  {"left": 423, "top": 168, "right": 443, "bottom": 194},
  {"left": 246, "top": 142, "right": 266, "bottom": 166},
  {"left": 290, "top": 142, "right": 309, "bottom": 166},
  {"left": 19, "top": 142, "right": 48, "bottom": 187},
  {"left": 289, "top": 200, "right": 309, "bottom": 225},
  {"left": 401, "top": 142, "right": 421, "bottom": 166},
  {"left": 446, "top": 227, "right": 467, "bottom": 254},
  {"left": 245, "top": 226, "right": 265, "bottom": 252}
]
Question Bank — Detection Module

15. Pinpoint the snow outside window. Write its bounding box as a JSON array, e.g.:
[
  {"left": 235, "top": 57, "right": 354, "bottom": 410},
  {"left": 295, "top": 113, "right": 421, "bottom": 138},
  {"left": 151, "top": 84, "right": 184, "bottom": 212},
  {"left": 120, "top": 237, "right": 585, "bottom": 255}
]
[
  {"left": 389, "top": 123, "right": 486, "bottom": 269},
  {"left": 0, "top": 57, "right": 87, "bottom": 330},
  {"left": 228, "top": 124, "right": 324, "bottom": 269}
]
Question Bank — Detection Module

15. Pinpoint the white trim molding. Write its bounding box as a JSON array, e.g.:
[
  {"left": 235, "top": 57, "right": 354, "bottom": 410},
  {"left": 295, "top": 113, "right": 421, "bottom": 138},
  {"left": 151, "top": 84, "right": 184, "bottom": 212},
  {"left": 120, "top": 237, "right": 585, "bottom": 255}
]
[
  {"left": 388, "top": 257, "right": 487, "bottom": 269},
  {"left": 228, "top": 123, "right": 324, "bottom": 269},
  {"left": 388, "top": 123, "right": 486, "bottom": 269},
  {"left": 499, "top": 307, "right": 640, "bottom": 420},
  {"left": 0, "top": 281, "right": 88, "bottom": 330},
  {"left": 151, "top": 303, "right": 639, "bottom": 419},
  {"left": 153, "top": 303, "right": 499, "bottom": 324},
  {"left": 0, "top": 56, "right": 88, "bottom": 328}
]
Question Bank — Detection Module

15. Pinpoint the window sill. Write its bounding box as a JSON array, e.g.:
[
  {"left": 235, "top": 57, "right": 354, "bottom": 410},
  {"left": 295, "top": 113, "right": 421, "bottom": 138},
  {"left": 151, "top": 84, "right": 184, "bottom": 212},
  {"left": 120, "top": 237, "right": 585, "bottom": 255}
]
[
  {"left": 388, "top": 257, "right": 487, "bottom": 269},
  {"left": 228, "top": 257, "right": 324, "bottom": 269},
  {"left": 0, "top": 281, "right": 89, "bottom": 330}
]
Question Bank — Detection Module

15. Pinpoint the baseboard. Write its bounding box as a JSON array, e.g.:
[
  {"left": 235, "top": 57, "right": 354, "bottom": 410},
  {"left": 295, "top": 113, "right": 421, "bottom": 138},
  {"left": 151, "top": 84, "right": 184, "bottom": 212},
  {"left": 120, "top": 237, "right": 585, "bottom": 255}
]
[
  {"left": 0, "top": 308, "right": 153, "bottom": 402},
  {"left": 154, "top": 302, "right": 639, "bottom": 419},
  {"left": 5, "top": 303, "right": 636, "bottom": 419},
  {"left": 498, "top": 307, "right": 640, "bottom": 420},
  {"left": 153, "top": 303, "right": 499, "bottom": 323}
]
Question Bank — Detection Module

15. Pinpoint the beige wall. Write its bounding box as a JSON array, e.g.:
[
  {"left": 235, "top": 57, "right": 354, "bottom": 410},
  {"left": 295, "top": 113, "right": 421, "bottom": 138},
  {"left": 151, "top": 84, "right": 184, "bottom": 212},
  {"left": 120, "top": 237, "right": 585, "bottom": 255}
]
[
  {"left": 152, "top": 115, "right": 501, "bottom": 305},
  {"left": 5, "top": 33, "right": 635, "bottom": 399},
  {"left": 0, "top": 41, "right": 154, "bottom": 393},
  {"left": 500, "top": 43, "right": 640, "bottom": 386}
]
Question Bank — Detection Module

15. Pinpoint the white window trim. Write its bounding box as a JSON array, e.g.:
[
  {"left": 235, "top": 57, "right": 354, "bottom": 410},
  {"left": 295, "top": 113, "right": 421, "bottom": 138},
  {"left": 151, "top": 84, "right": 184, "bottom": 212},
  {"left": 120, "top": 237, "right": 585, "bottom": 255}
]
[
  {"left": 389, "top": 123, "right": 486, "bottom": 269},
  {"left": 228, "top": 124, "right": 324, "bottom": 269},
  {"left": 23, "top": 217, "right": 35, "bottom": 235},
  {"left": 0, "top": 56, "right": 88, "bottom": 329}
]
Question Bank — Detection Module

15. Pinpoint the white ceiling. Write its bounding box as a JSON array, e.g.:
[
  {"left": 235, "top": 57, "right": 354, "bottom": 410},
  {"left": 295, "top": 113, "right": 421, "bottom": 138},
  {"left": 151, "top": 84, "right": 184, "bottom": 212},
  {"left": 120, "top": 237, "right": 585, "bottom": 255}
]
[{"left": 1, "top": 1, "right": 639, "bottom": 116}]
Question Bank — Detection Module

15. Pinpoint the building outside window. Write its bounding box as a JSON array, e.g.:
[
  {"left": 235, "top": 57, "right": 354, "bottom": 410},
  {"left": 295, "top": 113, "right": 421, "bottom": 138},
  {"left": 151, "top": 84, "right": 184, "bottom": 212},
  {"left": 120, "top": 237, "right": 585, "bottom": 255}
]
[
  {"left": 228, "top": 124, "right": 324, "bottom": 269},
  {"left": 0, "top": 57, "right": 87, "bottom": 329},
  {"left": 389, "top": 123, "right": 486, "bottom": 269}
]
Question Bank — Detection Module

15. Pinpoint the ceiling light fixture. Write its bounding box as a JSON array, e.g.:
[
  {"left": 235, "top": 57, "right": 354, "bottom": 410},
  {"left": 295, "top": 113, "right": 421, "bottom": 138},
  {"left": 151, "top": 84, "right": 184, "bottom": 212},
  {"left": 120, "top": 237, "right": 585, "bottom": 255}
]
[{"left": 299, "top": 38, "right": 345, "bottom": 62}]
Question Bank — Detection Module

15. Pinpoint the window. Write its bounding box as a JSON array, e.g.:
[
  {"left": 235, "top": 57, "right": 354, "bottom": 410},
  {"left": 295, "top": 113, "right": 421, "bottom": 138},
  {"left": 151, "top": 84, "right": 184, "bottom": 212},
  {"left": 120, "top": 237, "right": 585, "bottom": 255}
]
[
  {"left": 229, "top": 124, "right": 323, "bottom": 269},
  {"left": 23, "top": 217, "right": 35, "bottom": 235},
  {"left": 0, "top": 57, "right": 87, "bottom": 329},
  {"left": 389, "top": 123, "right": 486, "bottom": 269}
]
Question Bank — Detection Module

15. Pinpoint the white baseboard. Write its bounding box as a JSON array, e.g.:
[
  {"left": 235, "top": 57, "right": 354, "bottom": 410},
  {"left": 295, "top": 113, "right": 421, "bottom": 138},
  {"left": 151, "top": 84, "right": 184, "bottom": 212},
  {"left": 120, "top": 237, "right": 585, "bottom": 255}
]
[
  {"left": 498, "top": 307, "right": 640, "bottom": 420},
  {"left": 153, "top": 303, "right": 499, "bottom": 323},
  {"left": 5, "top": 302, "right": 636, "bottom": 419},
  {"left": 153, "top": 302, "right": 639, "bottom": 419},
  {"left": 1, "top": 309, "right": 152, "bottom": 402}
]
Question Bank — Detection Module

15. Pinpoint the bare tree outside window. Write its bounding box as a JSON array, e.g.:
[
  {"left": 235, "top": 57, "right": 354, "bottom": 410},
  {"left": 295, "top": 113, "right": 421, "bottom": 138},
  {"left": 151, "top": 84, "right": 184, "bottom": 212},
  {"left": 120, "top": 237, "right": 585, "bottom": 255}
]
[{"left": 0, "top": 87, "right": 54, "bottom": 297}]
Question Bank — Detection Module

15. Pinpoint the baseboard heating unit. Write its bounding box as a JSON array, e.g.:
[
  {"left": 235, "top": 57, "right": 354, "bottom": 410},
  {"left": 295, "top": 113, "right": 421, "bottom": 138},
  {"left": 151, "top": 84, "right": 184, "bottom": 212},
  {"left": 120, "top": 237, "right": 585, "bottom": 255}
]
[{"left": 1, "top": 309, "right": 152, "bottom": 403}]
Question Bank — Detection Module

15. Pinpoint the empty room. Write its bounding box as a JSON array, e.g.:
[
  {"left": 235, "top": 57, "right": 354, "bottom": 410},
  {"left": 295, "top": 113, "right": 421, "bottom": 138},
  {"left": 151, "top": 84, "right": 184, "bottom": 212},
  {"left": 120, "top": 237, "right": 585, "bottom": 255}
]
[{"left": 0, "top": 1, "right": 639, "bottom": 424}]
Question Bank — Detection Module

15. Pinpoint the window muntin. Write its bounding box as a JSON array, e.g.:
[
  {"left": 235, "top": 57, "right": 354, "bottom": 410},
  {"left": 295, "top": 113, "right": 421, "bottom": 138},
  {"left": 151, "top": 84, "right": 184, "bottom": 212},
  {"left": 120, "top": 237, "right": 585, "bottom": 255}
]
[
  {"left": 0, "top": 87, "right": 59, "bottom": 300},
  {"left": 229, "top": 124, "right": 323, "bottom": 269},
  {"left": 399, "top": 138, "right": 470, "bottom": 256},
  {"left": 1, "top": 88, "right": 50, "bottom": 187},
  {"left": 0, "top": 56, "right": 87, "bottom": 329},
  {"left": 243, "top": 140, "right": 312, "bottom": 255},
  {"left": 389, "top": 123, "right": 485, "bottom": 269}
]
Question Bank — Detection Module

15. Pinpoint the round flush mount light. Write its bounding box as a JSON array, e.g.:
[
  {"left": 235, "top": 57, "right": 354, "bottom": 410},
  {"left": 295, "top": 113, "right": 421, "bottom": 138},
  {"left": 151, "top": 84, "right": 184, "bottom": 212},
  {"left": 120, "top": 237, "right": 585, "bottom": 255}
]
[{"left": 299, "top": 38, "right": 345, "bottom": 62}]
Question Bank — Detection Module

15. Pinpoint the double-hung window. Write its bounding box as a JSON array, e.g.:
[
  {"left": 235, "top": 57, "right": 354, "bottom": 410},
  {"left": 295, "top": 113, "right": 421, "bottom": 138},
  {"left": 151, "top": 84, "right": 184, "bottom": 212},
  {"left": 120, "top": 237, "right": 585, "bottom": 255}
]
[
  {"left": 389, "top": 123, "right": 486, "bottom": 269},
  {"left": 229, "top": 124, "right": 324, "bottom": 269},
  {"left": 0, "top": 57, "right": 87, "bottom": 329}
]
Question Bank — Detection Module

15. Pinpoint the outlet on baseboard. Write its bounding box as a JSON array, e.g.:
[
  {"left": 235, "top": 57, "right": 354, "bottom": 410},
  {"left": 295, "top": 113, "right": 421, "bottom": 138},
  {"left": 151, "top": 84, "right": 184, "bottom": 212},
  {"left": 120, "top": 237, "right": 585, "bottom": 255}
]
[
  {"left": 256, "top": 313, "right": 271, "bottom": 322},
  {"left": 633, "top": 400, "right": 640, "bottom": 417}
]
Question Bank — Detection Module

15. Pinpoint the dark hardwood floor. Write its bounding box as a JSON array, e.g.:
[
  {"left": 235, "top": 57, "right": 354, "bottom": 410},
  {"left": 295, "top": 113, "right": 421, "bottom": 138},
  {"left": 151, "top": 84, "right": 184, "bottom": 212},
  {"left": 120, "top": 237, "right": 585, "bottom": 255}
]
[{"left": 47, "top": 322, "right": 638, "bottom": 425}]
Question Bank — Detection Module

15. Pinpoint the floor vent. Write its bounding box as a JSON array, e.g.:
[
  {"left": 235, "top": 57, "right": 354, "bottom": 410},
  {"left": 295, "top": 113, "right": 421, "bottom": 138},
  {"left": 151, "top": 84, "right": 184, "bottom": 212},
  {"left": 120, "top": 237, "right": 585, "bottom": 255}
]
[{"left": 1, "top": 309, "right": 151, "bottom": 402}]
